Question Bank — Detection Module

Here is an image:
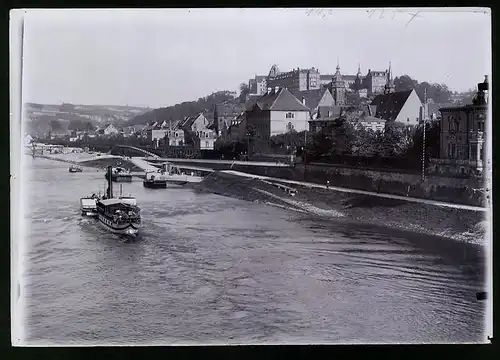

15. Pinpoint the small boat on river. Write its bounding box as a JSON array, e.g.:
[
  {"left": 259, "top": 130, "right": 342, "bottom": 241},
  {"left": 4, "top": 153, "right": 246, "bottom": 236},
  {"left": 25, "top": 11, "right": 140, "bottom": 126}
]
[
  {"left": 69, "top": 165, "right": 83, "bottom": 173},
  {"left": 143, "top": 170, "right": 168, "bottom": 188},
  {"left": 80, "top": 194, "right": 100, "bottom": 217},
  {"left": 143, "top": 163, "right": 203, "bottom": 187}
]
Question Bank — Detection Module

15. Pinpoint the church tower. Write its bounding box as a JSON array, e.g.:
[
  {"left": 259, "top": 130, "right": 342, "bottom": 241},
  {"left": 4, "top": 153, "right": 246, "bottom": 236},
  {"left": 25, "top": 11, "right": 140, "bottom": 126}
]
[
  {"left": 384, "top": 61, "right": 395, "bottom": 94},
  {"left": 331, "top": 60, "right": 346, "bottom": 106}
]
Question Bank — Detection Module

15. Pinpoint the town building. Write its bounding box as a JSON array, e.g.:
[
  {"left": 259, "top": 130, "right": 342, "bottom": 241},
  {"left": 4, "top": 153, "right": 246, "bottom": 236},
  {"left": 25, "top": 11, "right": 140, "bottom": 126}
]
[
  {"left": 248, "top": 75, "right": 268, "bottom": 96},
  {"left": 428, "top": 76, "right": 488, "bottom": 177},
  {"left": 148, "top": 128, "right": 184, "bottom": 147},
  {"left": 370, "top": 89, "right": 422, "bottom": 126},
  {"left": 212, "top": 102, "right": 246, "bottom": 137},
  {"left": 358, "top": 116, "right": 387, "bottom": 133},
  {"left": 245, "top": 87, "right": 310, "bottom": 140},
  {"left": 227, "top": 112, "right": 247, "bottom": 142},
  {"left": 291, "top": 87, "right": 336, "bottom": 114},
  {"left": 362, "top": 69, "right": 389, "bottom": 96},
  {"left": 308, "top": 106, "right": 344, "bottom": 134},
  {"left": 103, "top": 124, "right": 119, "bottom": 136},
  {"left": 176, "top": 113, "right": 217, "bottom": 150},
  {"left": 266, "top": 65, "right": 321, "bottom": 92},
  {"left": 328, "top": 64, "right": 347, "bottom": 106},
  {"left": 320, "top": 74, "right": 335, "bottom": 86}
]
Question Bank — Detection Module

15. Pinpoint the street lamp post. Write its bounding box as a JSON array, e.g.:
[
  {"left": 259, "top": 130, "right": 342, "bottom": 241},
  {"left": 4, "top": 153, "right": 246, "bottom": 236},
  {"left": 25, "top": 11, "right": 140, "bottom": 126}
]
[
  {"left": 246, "top": 131, "right": 251, "bottom": 159},
  {"left": 422, "top": 118, "right": 426, "bottom": 181},
  {"left": 421, "top": 88, "right": 428, "bottom": 182}
]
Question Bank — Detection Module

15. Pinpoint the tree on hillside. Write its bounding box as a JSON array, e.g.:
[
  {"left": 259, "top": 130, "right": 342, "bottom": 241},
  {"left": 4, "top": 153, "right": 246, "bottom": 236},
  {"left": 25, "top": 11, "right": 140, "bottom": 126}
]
[
  {"left": 394, "top": 74, "right": 452, "bottom": 104},
  {"left": 239, "top": 83, "right": 250, "bottom": 103},
  {"left": 331, "top": 120, "right": 356, "bottom": 156},
  {"left": 50, "top": 119, "right": 63, "bottom": 132},
  {"left": 68, "top": 119, "right": 95, "bottom": 131},
  {"left": 456, "top": 88, "right": 476, "bottom": 105},
  {"left": 270, "top": 130, "right": 307, "bottom": 150},
  {"left": 394, "top": 75, "right": 418, "bottom": 92},
  {"left": 127, "top": 90, "right": 236, "bottom": 126},
  {"left": 308, "top": 124, "right": 336, "bottom": 158},
  {"left": 379, "top": 122, "right": 412, "bottom": 157},
  {"left": 351, "top": 126, "right": 382, "bottom": 157},
  {"left": 407, "top": 119, "right": 440, "bottom": 160}
]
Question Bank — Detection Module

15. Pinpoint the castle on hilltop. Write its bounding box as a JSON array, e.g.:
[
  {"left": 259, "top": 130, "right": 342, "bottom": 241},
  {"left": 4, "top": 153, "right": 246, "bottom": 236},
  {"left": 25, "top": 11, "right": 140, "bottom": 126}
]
[{"left": 248, "top": 63, "right": 391, "bottom": 98}]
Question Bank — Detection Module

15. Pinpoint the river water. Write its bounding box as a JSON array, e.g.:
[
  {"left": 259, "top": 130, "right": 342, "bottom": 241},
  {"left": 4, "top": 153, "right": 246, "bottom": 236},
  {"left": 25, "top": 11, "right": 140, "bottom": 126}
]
[{"left": 17, "top": 157, "right": 487, "bottom": 345}]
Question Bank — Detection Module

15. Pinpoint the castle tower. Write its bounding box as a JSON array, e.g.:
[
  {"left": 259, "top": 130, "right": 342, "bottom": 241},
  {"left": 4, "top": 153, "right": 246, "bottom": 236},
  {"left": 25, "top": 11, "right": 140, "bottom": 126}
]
[
  {"left": 384, "top": 61, "right": 395, "bottom": 94},
  {"left": 331, "top": 61, "right": 346, "bottom": 106},
  {"left": 353, "top": 63, "right": 363, "bottom": 92}
]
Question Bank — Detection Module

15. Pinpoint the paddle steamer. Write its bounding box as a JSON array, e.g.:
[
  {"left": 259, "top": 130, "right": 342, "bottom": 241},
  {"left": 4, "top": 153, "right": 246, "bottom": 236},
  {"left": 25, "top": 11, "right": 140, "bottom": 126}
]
[{"left": 96, "top": 166, "right": 141, "bottom": 235}]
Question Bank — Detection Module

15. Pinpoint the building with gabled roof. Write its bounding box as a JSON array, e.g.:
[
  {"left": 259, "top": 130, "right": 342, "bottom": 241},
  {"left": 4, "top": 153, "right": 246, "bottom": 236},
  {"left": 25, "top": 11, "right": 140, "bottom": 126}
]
[
  {"left": 308, "top": 105, "right": 345, "bottom": 134},
  {"left": 175, "top": 113, "right": 217, "bottom": 150},
  {"left": 245, "top": 87, "right": 310, "bottom": 140},
  {"left": 211, "top": 101, "right": 246, "bottom": 136},
  {"left": 370, "top": 88, "right": 422, "bottom": 126},
  {"left": 291, "top": 87, "right": 336, "bottom": 113},
  {"left": 103, "top": 124, "right": 119, "bottom": 136}
]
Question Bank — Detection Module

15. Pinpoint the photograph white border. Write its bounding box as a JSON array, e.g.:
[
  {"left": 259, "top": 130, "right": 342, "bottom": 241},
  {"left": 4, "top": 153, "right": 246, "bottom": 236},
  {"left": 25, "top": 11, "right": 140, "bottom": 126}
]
[{"left": 10, "top": 7, "right": 493, "bottom": 346}]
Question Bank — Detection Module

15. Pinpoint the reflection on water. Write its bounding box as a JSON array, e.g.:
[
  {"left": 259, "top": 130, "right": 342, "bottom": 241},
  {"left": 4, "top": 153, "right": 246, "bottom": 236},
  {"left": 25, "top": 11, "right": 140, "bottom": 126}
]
[{"left": 19, "top": 157, "right": 486, "bottom": 345}]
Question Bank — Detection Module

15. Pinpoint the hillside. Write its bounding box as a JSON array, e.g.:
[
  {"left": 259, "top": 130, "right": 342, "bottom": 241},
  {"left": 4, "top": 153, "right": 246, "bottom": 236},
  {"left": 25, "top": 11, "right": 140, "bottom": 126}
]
[
  {"left": 127, "top": 90, "right": 238, "bottom": 126},
  {"left": 24, "top": 102, "right": 150, "bottom": 136}
]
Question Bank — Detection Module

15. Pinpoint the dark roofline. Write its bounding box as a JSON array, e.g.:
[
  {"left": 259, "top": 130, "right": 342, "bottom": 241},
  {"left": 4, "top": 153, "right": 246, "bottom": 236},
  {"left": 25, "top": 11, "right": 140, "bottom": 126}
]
[{"left": 439, "top": 104, "right": 488, "bottom": 112}]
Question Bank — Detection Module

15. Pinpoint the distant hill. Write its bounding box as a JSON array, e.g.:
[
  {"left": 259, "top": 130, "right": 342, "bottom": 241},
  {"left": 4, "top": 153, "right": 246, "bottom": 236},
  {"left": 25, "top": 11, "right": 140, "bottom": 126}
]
[
  {"left": 127, "top": 90, "right": 237, "bottom": 126},
  {"left": 24, "top": 102, "right": 151, "bottom": 136}
]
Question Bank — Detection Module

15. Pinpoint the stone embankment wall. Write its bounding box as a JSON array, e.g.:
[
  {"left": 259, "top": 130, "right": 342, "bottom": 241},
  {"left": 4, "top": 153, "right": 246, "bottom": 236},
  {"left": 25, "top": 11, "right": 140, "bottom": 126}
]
[
  {"left": 195, "top": 171, "right": 487, "bottom": 246},
  {"left": 171, "top": 159, "right": 486, "bottom": 207},
  {"left": 231, "top": 164, "right": 487, "bottom": 208}
]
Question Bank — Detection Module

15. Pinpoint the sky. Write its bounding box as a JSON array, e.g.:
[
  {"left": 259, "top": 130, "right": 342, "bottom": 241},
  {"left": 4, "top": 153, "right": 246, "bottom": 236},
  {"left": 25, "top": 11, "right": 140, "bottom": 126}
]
[{"left": 19, "top": 8, "right": 491, "bottom": 108}]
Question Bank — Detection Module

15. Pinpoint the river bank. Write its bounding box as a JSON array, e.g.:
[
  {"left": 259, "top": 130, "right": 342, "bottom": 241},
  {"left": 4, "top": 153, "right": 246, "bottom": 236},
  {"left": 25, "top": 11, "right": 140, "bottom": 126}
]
[
  {"left": 192, "top": 171, "right": 487, "bottom": 247},
  {"left": 166, "top": 159, "right": 488, "bottom": 208},
  {"left": 36, "top": 153, "right": 488, "bottom": 247}
]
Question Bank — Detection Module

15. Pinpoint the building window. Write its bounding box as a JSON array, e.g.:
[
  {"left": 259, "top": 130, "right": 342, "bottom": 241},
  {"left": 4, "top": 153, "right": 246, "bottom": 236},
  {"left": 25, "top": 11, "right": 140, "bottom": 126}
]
[
  {"left": 205, "top": 141, "right": 209, "bottom": 148},
  {"left": 477, "top": 121, "right": 483, "bottom": 132},
  {"left": 470, "top": 144, "right": 478, "bottom": 160},
  {"left": 175, "top": 132, "right": 178, "bottom": 137},
  {"left": 451, "top": 144, "right": 456, "bottom": 159},
  {"left": 286, "top": 112, "right": 295, "bottom": 119},
  {"left": 205, "top": 133, "right": 209, "bottom": 138},
  {"left": 458, "top": 147, "right": 464, "bottom": 158}
]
